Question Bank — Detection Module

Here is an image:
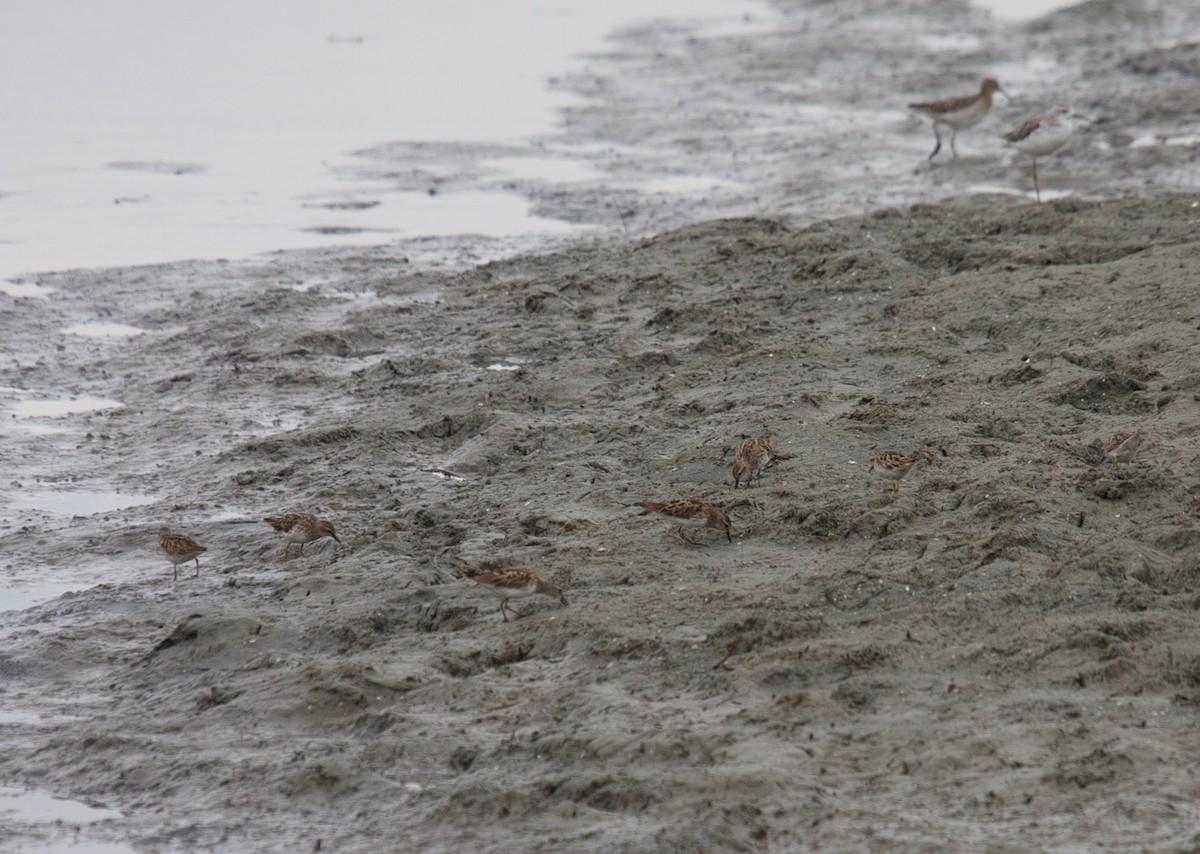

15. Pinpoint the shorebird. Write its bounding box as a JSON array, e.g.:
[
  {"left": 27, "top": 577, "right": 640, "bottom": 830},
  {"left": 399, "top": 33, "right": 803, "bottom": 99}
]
[
  {"left": 910, "top": 77, "right": 1005, "bottom": 161},
  {"left": 639, "top": 498, "right": 732, "bottom": 545},
  {"left": 732, "top": 437, "right": 774, "bottom": 489},
  {"left": 1003, "top": 103, "right": 1086, "bottom": 202},
  {"left": 469, "top": 568, "right": 568, "bottom": 623},
  {"left": 158, "top": 526, "right": 207, "bottom": 581},
  {"left": 870, "top": 451, "right": 918, "bottom": 493},
  {"left": 263, "top": 513, "right": 340, "bottom": 559},
  {"left": 1102, "top": 432, "right": 1141, "bottom": 466}
]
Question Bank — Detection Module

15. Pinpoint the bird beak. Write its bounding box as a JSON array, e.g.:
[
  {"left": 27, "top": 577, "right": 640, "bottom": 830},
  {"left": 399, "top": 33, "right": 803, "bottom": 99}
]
[
  {"left": 1071, "top": 112, "right": 1094, "bottom": 125},
  {"left": 559, "top": 596, "right": 569, "bottom": 606},
  {"left": 331, "top": 533, "right": 342, "bottom": 543}
]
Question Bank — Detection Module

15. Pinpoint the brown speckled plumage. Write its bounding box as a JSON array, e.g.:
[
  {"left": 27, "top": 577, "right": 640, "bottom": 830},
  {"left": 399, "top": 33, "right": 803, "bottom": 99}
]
[
  {"left": 469, "top": 568, "right": 568, "bottom": 622},
  {"left": 732, "top": 437, "right": 774, "bottom": 489},
  {"left": 263, "top": 513, "right": 340, "bottom": 559},
  {"left": 159, "top": 526, "right": 207, "bottom": 581},
  {"left": 640, "top": 498, "right": 732, "bottom": 545}
]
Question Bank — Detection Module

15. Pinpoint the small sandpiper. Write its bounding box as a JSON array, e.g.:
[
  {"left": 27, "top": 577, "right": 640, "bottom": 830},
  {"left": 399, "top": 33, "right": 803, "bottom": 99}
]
[
  {"left": 909, "top": 77, "right": 1005, "bottom": 161},
  {"left": 1003, "top": 103, "right": 1086, "bottom": 202},
  {"left": 468, "top": 568, "right": 568, "bottom": 623},
  {"left": 263, "top": 513, "right": 340, "bottom": 559},
  {"left": 732, "top": 437, "right": 774, "bottom": 489},
  {"left": 870, "top": 452, "right": 918, "bottom": 493},
  {"left": 639, "top": 498, "right": 732, "bottom": 545},
  {"left": 158, "top": 526, "right": 207, "bottom": 581},
  {"left": 1101, "top": 431, "right": 1141, "bottom": 466}
]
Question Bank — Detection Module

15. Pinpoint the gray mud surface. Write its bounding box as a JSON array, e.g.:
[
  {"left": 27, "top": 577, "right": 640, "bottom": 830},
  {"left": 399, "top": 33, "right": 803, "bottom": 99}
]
[{"left": 4, "top": 1, "right": 1200, "bottom": 852}]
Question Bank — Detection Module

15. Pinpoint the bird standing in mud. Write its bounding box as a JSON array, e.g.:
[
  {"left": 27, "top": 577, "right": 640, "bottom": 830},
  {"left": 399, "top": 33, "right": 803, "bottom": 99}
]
[
  {"left": 1003, "top": 103, "right": 1086, "bottom": 202},
  {"left": 909, "top": 77, "right": 1005, "bottom": 161},
  {"left": 263, "top": 513, "right": 340, "bottom": 559},
  {"left": 469, "top": 568, "right": 568, "bottom": 623},
  {"left": 159, "top": 526, "right": 207, "bottom": 581},
  {"left": 1101, "top": 431, "right": 1141, "bottom": 466},
  {"left": 639, "top": 498, "right": 732, "bottom": 545},
  {"left": 870, "top": 451, "right": 918, "bottom": 493},
  {"left": 732, "top": 437, "right": 774, "bottom": 489}
]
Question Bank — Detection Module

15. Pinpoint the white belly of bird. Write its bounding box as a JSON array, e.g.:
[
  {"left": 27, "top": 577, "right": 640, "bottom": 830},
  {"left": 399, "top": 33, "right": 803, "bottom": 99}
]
[
  {"left": 938, "top": 101, "right": 988, "bottom": 130},
  {"left": 1015, "top": 123, "right": 1071, "bottom": 157},
  {"left": 484, "top": 582, "right": 538, "bottom": 599}
]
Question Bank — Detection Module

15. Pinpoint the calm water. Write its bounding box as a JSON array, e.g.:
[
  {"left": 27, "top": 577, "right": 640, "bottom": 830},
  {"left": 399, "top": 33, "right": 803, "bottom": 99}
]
[{"left": 0, "top": 0, "right": 768, "bottom": 283}]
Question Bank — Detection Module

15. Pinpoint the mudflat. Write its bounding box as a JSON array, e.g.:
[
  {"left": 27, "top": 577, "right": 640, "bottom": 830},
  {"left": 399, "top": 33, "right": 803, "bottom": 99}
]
[
  {"left": 4, "top": 192, "right": 1200, "bottom": 850},
  {"left": 4, "top": 0, "right": 1200, "bottom": 850}
]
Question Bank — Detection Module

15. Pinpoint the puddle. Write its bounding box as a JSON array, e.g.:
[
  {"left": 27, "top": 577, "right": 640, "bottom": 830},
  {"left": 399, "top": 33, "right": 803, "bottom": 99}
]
[
  {"left": 0, "top": 708, "right": 84, "bottom": 725},
  {"left": 481, "top": 356, "right": 533, "bottom": 372},
  {"left": 10, "top": 490, "right": 156, "bottom": 515},
  {"left": 0, "top": 583, "right": 82, "bottom": 612},
  {"left": 0, "top": 786, "right": 135, "bottom": 854},
  {"left": 12, "top": 397, "right": 124, "bottom": 418},
  {"left": 484, "top": 156, "right": 605, "bottom": 184},
  {"left": 974, "top": 0, "right": 1081, "bottom": 20},
  {"left": 0, "top": 786, "right": 122, "bottom": 823},
  {"left": 7, "top": 422, "right": 71, "bottom": 435},
  {"left": 0, "top": 280, "right": 55, "bottom": 298},
  {"left": 63, "top": 323, "right": 146, "bottom": 339}
]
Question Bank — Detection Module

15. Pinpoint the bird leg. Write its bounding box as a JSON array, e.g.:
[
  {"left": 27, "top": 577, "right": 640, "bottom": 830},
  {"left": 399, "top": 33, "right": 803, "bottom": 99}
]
[
  {"left": 950, "top": 128, "right": 958, "bottom": 159},
  {"left": 1032, "top": 158, "right": 1041, "bottom": 204},
  {"left": 499, "top": 598, "right": 511, "bottom": 623},
  {"left": 928, "top": 126, "right": 943, "bottom": 162}
]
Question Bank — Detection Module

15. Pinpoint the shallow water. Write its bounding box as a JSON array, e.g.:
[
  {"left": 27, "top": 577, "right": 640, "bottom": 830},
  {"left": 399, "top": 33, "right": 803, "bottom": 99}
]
[
  {"left": 974, "top": 0, "right": 1079, "bottom": 20},
  {"left": 0, "top": 786, "right": 133, "bottom": 854},
  {"left": 11, "top": 397, "right": 125, "bottom": 418},
  {"left": 8, "top": 490, "right": 156, "bottom": 516},
  {"left": 62, "top": 323, "right": 146, "bottom": 339},
  {"left": 0, "top": 0, "right": 769, "bottom": 283},
  {"left": 0, "top": 583, "right": 83, "bottom": 613}
]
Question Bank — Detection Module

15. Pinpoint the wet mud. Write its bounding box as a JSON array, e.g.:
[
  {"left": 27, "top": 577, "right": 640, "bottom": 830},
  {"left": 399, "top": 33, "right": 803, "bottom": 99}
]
[{"left": 3, "top": 0, "right": 1200, "bottom": 851}]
